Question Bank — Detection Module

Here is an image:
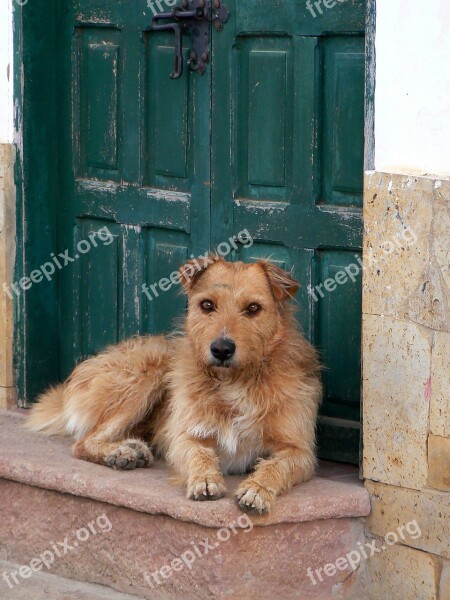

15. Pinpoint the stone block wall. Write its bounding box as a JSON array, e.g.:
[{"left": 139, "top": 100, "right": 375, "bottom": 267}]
[
  {"left": 363, "top": 171, "right": 450, "bottom": 599},
  {"left": 0, "top": 143, "right": 16, "bottom": 408}
]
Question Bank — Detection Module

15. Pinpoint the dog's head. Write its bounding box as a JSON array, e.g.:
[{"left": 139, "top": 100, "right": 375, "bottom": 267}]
[{"left": 179, "top": 257, "right": 299, "bottom": 371}]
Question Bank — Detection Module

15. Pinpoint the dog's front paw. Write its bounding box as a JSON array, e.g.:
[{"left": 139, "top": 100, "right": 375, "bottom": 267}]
[
  {"left": 105, "top": 440, "right": 153, "bottom": 470},
  {"left": 235, "top": 483, "right": 276, "bottom": 515},
  {"left": 188, "top": 475, "right": 226, "bottom": 501}
]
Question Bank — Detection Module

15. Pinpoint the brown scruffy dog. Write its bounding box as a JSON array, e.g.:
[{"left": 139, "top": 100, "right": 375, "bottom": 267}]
[{"left": 26, "top": 257, "right": 321, "bottom": 514}]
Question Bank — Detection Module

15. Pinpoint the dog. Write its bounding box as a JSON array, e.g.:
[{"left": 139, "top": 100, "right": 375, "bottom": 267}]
[{"left": 26, "top": 257, "right": 322, "bottom": 514}]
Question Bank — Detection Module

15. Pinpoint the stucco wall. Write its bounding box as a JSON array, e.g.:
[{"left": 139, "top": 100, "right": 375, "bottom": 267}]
[
  {"left": 374, "top": 2, "right": 450, "bottom": 178},
  {"left": 0, "top": 0, "right": 14, "bottom": 144}
]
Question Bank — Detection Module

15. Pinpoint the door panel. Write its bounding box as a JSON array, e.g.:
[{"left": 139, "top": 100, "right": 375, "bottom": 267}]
[
  {"left": 239, "top": 39, "right": 291, "bottom": 195},
  {"left": 316, "top": 249, "right": 363, "bottom": 416},
  {"left": 78, "top": 28, "right": 121, "bottom": 177},
  {"left": 143, "top": 228, "right": 189, "bottom": 333},
  {"left": 77, "top": 220, "right": 121, "bottom": 357},
  {"left": 321, "top": 37, "right": 365, "bottom": 206},
  {"left": 212, "top": 0, "right": 365, "bottom": 462},
  {"left": 147, "top": 41, "right": 191, "bottom": 183},
  {"left": 234, "top": 0, "right": 365, "bottom": 35}
]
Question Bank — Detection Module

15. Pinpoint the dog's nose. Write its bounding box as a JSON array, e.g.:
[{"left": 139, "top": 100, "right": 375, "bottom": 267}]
[{"left": 210, "top": 338, "right": 236, "bottom": 363}]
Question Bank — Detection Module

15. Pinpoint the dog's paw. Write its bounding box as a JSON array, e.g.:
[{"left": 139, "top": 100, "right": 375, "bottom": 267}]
[
  {"left": 188, "top": 476, "right": 226, "bottom": 501},
  {"left": 105, "top": 440, "right": 153, "bottom": 470},
  {"left": 235, "top": 484, "right": 276, "bottom": 515}
]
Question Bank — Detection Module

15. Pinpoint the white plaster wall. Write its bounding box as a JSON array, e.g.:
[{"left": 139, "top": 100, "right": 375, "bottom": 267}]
[
  {"left": 375, "top": 2, "right": 450, "bottom": 178},
  {"left": 0, "top": 0, "right": 14, "bottom": 144}
]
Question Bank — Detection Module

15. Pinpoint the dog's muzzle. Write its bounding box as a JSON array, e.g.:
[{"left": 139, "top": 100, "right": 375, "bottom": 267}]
[{"left": 210, "top": 338, "right": 236, "bottom": 367}]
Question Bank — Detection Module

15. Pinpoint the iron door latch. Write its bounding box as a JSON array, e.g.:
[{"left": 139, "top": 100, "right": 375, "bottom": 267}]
[{"left": 148, "top": 0, "right": 229, "bottom": 79}]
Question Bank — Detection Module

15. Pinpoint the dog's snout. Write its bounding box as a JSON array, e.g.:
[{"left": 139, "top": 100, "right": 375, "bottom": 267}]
[{"left": 210, "top": 338, "right": 236, "bottom": 363}]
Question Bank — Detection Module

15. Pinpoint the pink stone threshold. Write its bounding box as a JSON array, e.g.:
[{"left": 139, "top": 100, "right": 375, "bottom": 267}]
[{"left": 0, "top": 410, "right": 370, "bottom": 527}]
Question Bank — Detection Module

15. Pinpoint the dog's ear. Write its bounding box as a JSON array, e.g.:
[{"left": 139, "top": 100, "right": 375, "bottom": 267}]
[
  {"left": 178, "top": 254, "right": 222, "bottom": 293},
  {"left": 258, "top": 260, "right": 299, "bottom": 301}
]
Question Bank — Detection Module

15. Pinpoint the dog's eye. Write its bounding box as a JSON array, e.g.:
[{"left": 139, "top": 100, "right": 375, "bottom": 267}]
[
  {"left": 200, "top": 300, "right": 215, "bottom": 312},
  {"left": 246, "top": 303, "right": 261, "bottom": 315}
]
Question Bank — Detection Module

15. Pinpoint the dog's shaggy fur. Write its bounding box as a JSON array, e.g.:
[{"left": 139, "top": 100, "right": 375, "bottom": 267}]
[{"left": 26, "top": 257, "right": 322, "bottom": 514}]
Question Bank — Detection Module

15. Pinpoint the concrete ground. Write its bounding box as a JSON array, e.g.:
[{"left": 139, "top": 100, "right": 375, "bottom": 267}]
[{"left": 0, "top": 560, "right": 145, "bottom": 600}]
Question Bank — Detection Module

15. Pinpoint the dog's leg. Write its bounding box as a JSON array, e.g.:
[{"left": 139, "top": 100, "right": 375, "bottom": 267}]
[
  {"left": 65, "top": 337, "right": 171, "bottom": 469},
  {"left": 235, "top": 444, "right": 315, "bottom": 515},
  {"left": 72, "top": 421, "right": 154, "bottom": 470},
  {"left": 167, "top": 435, "right": 226, "bottom": 501}
]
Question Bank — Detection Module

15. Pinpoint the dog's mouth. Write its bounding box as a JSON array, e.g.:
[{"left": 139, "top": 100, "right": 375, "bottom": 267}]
[{"left": 209, "top": 357, "right": 236, "bottom": 369}]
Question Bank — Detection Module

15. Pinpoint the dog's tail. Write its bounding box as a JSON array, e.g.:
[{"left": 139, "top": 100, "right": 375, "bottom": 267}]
[{"left": 25, "top": 384, "right": 67, "bottom": 436}]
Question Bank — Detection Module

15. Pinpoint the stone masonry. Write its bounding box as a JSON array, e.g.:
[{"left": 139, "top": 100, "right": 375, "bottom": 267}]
[{"left": 363, "top": 172, "right": 450, "bottom": 599}]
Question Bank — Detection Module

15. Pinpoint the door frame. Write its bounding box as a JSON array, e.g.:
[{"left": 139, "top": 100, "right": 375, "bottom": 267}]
[
  {"left": 13, "top": 1, "right": 61, "bottom": 403},
  {"left": 12, "top": 0, "right": 377, "bottom": 455}
]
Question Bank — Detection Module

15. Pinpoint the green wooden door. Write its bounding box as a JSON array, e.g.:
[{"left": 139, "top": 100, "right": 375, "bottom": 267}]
[
  {"left": 22, "top": 0, "right": 365, "bottom": 462},
  {"left": 211, "top": 0, "right": 365, "bottom": 463}
]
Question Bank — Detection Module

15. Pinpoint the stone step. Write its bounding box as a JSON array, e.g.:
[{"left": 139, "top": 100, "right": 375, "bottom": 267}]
[{"left": 0, "top": 410, "right": 370, "bottom": 599}]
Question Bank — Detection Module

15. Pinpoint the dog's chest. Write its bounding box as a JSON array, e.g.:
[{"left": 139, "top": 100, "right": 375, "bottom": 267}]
[{"left": 188, "top": 386, "right": 264, "bottom": 475}]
